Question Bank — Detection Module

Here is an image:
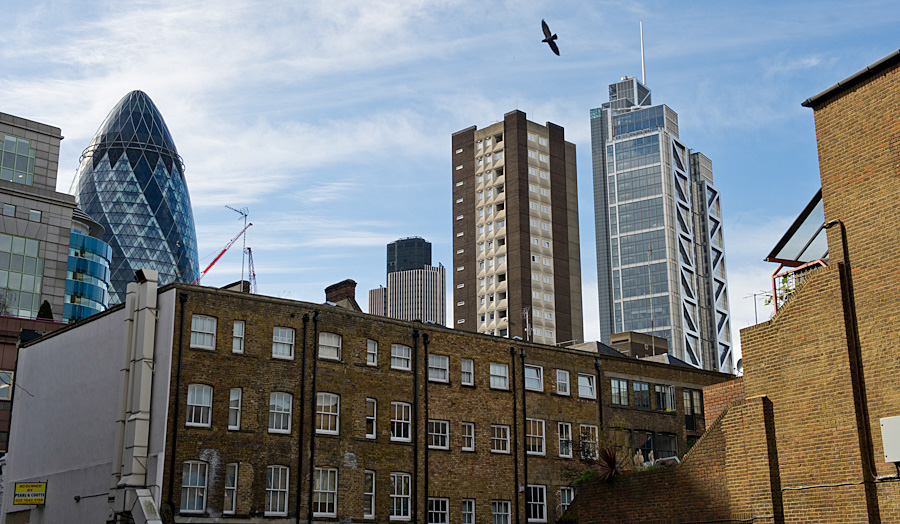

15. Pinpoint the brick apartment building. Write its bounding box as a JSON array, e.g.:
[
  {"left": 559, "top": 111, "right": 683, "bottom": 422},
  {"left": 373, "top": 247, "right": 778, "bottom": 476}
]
[
  {"left": 573, "top": 50, "right": 900, "bottom": 523},
  {"left": 452, "top": 110, "right": 584, "bottom": 346},
  {"left": 3, "top": 276, "right": 728, "bottom": 523}
]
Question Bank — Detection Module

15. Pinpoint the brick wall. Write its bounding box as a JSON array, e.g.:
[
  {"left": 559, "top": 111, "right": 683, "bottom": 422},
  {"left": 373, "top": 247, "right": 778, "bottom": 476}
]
[
  {"left": 575, "top": 396, "right": 777, "bottom": 523},
  {"left": 703, "top": 376, "right": 743, "bottom": 427}
]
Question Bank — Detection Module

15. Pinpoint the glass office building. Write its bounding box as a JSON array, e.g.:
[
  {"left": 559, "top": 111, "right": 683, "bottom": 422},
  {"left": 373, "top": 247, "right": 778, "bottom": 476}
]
[
  {"left": 71, "top": 91, "right": 199, "bottom": 304},
  {"left": 64, "top": 208, "right": 112, "bottom": 322},
  {"left": 591, "top": 77, "right": 732, "bottom": 372}
]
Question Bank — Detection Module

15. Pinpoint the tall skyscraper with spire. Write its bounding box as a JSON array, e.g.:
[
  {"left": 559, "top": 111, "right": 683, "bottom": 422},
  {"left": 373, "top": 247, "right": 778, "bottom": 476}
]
[{"left": 591, "top": 76, "right": 732, "bottom": 372}]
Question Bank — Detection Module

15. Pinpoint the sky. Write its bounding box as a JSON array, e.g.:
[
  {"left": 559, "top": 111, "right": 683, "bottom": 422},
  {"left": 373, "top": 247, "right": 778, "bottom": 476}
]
[{"left": 2, "top": 0, "right": 898, "bottom": 367}]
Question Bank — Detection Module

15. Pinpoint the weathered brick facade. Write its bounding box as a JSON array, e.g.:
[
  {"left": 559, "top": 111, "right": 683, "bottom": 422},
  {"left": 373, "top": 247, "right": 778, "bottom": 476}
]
[
  {"left": 574, "top": 51, "right": 900, "bottom": 523},
  {"left": 163, "top": 284, "right": 729, "bottom": 522}
]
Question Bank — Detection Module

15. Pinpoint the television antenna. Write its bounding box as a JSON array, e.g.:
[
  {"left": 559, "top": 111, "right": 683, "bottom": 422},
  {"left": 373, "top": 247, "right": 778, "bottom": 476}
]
[{"left": 226, "top": 205, "right": 249, "bottom": 284}]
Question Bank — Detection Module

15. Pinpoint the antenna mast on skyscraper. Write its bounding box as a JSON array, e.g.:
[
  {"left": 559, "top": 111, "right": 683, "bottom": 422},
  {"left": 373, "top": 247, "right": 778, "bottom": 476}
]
[{"left": 640, "top": 21, "right": 646, "bottom": 85}]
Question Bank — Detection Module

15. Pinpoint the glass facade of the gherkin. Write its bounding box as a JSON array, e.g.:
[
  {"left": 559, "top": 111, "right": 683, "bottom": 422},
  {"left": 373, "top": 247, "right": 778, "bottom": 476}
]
[{"left": 72, "top": 90, "right": 199, "bottom": 305}]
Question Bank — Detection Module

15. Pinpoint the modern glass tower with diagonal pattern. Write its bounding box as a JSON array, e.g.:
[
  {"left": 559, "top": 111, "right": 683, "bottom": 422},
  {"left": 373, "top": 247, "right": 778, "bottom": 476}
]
[
  {"left": 591, "top": 77, "right": 732, "bottom": 372},
  {"left": 72, "top": 91, "right": 199, "bottom": 304}
]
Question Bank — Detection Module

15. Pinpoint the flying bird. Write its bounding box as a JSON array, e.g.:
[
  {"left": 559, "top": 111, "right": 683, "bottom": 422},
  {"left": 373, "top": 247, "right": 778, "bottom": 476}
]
[{"left": 541, "top": 19, "right": 559, "bottom": 56}]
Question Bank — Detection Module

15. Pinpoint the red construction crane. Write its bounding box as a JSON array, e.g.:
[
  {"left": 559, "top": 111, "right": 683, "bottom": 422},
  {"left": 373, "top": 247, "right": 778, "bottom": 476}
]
[
  {"left": 191, "top": 223, "right": 253, "bottom": 285},
  {"left": 246, "top": 247, "right": 258, "bottom": 294}
]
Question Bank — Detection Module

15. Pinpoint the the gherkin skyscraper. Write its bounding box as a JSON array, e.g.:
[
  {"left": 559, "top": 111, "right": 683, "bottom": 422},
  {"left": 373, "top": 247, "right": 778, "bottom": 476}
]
[{"left": 72, "top": 90, "right": 199, "bottom": 304}]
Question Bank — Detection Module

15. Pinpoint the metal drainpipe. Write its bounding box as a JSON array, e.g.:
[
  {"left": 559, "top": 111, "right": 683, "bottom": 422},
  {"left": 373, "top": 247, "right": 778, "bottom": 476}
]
[
  {"left": 307, "top": 311, "right": 320, "bottom": 524},
  {"left": 423, "top": 333, "right": 430, "bottom": 515},
  {"left": 166, "top": 292, "right": 188, "bottom": 509},
  {"left": 509, "top": 346, "right": 520, "bottom": 524},
  {"left": 594, "top": 359, "right": 604, "bottom": 430},
  {"left": 520, "top": 348, "right": 529, "bottom": 523},
  {"left": 411, "top": 328, "right": 420, "bottom": 523},
  {"left": 296, "top": 313, "right": 309, "bottom": 524}
]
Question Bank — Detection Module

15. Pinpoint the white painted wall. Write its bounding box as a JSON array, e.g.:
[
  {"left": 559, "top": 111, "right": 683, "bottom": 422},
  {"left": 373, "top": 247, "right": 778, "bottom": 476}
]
[{"left": 2, "top": 288, "right": 176, "bottom": 523}]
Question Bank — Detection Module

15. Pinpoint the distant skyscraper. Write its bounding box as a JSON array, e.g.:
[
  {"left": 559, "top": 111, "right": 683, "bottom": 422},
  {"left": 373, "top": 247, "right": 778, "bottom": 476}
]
[
  {"left": 452, "top": 110, "right": 584, "bottom": 345},
  {"left": 369, "top": 237, "right": 445, "bottom": 325},
  {"left": 591, "top": 76, "right": 732, "bottom": 372},
  {"left": 386, "top": 237, "right": 431, "bottom": 274},
  {"left": 72, "top": 90, "right": 199, "bottom": 304}
]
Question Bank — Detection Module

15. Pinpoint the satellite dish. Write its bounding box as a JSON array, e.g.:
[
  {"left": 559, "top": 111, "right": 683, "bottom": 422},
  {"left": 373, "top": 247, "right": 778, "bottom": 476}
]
[{"left": 735, "top": 358, "right": 743, "bottom": 375}]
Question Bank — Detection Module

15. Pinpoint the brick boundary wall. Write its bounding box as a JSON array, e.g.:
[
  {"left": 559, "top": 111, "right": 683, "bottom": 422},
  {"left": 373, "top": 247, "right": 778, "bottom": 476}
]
[{"left": 703, "top": 376, "right": 743, "bottom": 428}]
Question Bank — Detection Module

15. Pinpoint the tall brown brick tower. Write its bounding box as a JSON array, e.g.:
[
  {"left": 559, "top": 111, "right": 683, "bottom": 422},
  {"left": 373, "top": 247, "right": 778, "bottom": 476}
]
[{"left": 451, "top": 110, "right": 583, "bottom": 346}]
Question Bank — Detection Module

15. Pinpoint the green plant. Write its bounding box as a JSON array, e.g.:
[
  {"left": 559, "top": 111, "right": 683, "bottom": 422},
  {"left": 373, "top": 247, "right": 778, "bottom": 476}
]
[
  {"left": 573, "top": 469, "right": 597, "bottom": 484},
  {"left": 596, "top": 446, "right": 626, "bottom": 481}
]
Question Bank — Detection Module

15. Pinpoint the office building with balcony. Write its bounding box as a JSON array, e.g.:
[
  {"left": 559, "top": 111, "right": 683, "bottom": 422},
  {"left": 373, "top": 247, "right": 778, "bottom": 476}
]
[{"left": 452, "top": 110, "right": 583, "bottom": 346}]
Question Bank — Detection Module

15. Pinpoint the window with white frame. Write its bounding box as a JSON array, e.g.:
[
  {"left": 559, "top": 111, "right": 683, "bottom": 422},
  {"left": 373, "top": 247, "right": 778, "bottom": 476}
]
[
  {"left": 491, "top": 424, "right": 510, "bottom": 453},
  {"left": 390, "top": 472, "right": 411, "bottom": 520},
  {"left": 232, "top": 320, "right": 244, "bottom": 353},
  {"left": 524, "top": 365, "right": 543, "bottom": 391},
  {"left": 655, "top": 384, "right": 676, "bottom": 412},
  {"left": 181, "top": 461, "right": 207, "bottom": 513},
  {"left": 224, "top": 463, "right": 238, "bottom": 514},
  {"left": 367, "top": 339, "right": 378, "bottom": 366},
  {"left": 526, "top": 418, "right": 545, "bottom": 455},
  {"left": 492, "top": 500, "right": 511, "bottom": 524},
  {"left": 462, "top": 499, "right": 476, "bottom": 524},
  {"left": 527, "top": 485, "right": 547, "bottom": 522},
  {"left": 190, "top": 315, "right": 216, "bottom": 349},
  {"left": 269, "top": 392, "right": 292, "bottom": 433},
  {"left": 228, "top": 388, "right": 241, "bottom": 430},
  {"left": 611, "top": 378, "right": 628, "bottom": 406},
  {"left": 266, "top": 466, "right": 289, "bottom": 516},
  {"left": 556, "top": 369, "right": 570, "bottom": 395},
  {"left": 558, "top": 422, "right": 573, "bottom": 458},
  {"left": 319, "top": 332, "right": 341, "bottom": 360},
  {"left": 366, "top": 398, "right": 377, "bottom": 438},
  {"left": 316, "top": 392, "right": 340, "bottom": 434},
  {"left": 461, "top": 358, "right": 474, "bottom": 385},
  {"left": 489, "top": 362, "right": 509, "bottom": 389},
  {"left": 272, "top": 327, "right": 295, "bottom": 359},
  {"left": 391, "top": 402, "right": 411, "bottom": 441},
  {"left": 391, "top": 344, "right": 411, "bottom": 370},
  {"left": 364, "top": 470, "right": 376, "bottom": 519},
  {"left": 428, "top": 419, "right": 449, "bottom": 449},
  {"left": 428, "top": 498, "right": 449, "bottom": 524},
  {"left": 580, "top": 425, "right": 599, "bottom": 460},
  {"left": 428, "top": 354, "right": 449, "bottom": 382},
  {"left": 559, "top": 487, "right": 574, "bottom": 515},
  {"left": 578, "top": 374, "right": 596, "bottom": 399},
  {"left": 313, "top": 467, "right": 338, "bottom": 517},
  {"left": 186, "top": 384, "right": 212, "bottom": 427},
  {"left": 462, "top": 422, "right": 475, "bottom": 451}
]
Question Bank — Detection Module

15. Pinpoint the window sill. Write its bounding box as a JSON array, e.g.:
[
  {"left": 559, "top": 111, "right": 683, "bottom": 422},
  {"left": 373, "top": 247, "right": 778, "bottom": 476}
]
[
  {"left": 272, "top": 354, "right": 295, "bottom": 361},
  {"left": 185, "top": 423, "right": 211, "bottom": 429}
]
